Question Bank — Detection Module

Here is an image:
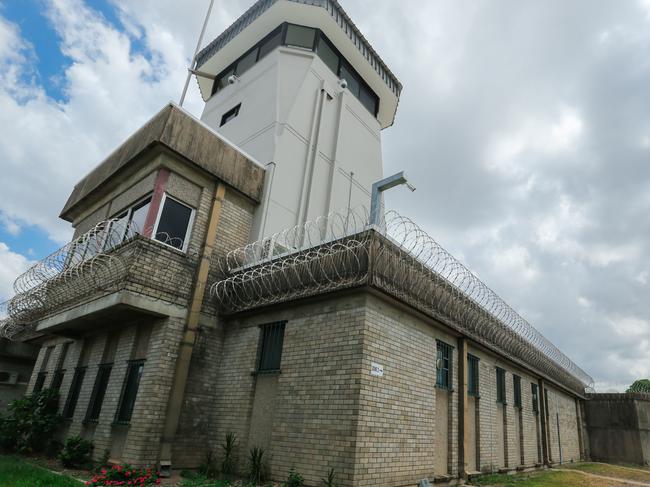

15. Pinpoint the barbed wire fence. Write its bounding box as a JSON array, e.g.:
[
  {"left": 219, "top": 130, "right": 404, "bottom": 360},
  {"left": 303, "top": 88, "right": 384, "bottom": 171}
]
[
  {"left": 0, "top": 219, "right": 196, "bottom": 340},
  {"left": 212, "top": 207, "right": 594, "bottom": 393}
]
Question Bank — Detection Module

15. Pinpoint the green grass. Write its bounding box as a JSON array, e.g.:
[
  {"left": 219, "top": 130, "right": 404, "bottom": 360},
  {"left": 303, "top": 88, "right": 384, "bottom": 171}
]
[
  {"left": 0, "top": 455, "right": 81, "bottom": 487},
  {"left": 562, "top": 462, "right": 650, "bottom": 483},
  {"left": 470, "top": 469, "right": 621, "bottom": 486}
]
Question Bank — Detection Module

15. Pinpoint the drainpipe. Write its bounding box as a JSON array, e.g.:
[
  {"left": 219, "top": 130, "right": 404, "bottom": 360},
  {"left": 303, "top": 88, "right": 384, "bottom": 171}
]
[
  {"left": 296, "top": 82, "right": 327, "bottom": 234},
  {"left": 158, "top": 181, "right": 227, "bottom": 476},
  {"left": 324, "top": 88, "right": 346, "bottom": 216},
  {"left": 258, "top": 161, "right": 276, "bottom": 240}
]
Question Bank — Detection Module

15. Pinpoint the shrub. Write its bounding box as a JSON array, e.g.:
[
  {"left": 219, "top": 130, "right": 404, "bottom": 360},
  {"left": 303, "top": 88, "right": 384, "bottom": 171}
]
[
  {"left": 248, "top": 447, "right": 265, "bottom": 485},
  {"left": 221, "top": 432, "right": 238, "bottom": 476},
  {"left": 285, "top": 468, "right": 304, "bottom": 487},
  {"left": 60, "top": 436, "right": 94, "bottom": 468},
  {"left": 1, "top": 388, "right": 61, "bottom": 453},
  {"left": 199, "top": 450, "right": 219, "bottom": 479},
  {"left": 85, "top": 464, "right": 160, "bottom": 486},
  {"left": 321, "top": 468, "right": 337, "bottom": 487}
]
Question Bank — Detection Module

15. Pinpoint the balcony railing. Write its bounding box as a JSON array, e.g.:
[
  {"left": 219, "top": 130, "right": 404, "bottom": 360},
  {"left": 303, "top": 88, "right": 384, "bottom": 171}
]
[{"left": 0, "top": 220, "right": 196, "bottom": 339}]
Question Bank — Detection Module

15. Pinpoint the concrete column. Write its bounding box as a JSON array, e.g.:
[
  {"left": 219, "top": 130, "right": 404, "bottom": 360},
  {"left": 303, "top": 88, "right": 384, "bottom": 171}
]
[
  {"left": 457, "top": 337, "right": 469, "bottom": 479},
  {"left": 538, "top": 379, "right": 550, "bottom": 466}
]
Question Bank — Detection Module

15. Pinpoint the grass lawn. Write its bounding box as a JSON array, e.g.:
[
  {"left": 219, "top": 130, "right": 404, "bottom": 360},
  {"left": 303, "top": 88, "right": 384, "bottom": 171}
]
[
  {"left": 470, "top": 469, "right": 626, "bottom": 486},
  {"left": 562, "top": 462, "right": 650, "bottom": 483},
  {"left": 0, "top": 455, "right": 81, "bottom": 487}
]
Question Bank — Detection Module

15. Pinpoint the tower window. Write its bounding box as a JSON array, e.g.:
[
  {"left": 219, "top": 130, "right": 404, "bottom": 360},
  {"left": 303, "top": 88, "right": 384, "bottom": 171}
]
[
  {"left": 316, "top": 35, "right": 340, "bottom": 74},
  {"left": 258, "top": 322, "right": 286, "bottom": 373},
  {"left": 285, "top": 24, "right": 316, "bottom": 50},
  {"left": 496, "top": 367, "right": 506, "bottom": 404},
  {"left": 220, "top": 103, "right": 241, "bottom": 127},
  {"left": 468, "top": 354, "right": 479, "bottom": 396},
  {"left": 436, "top": 340, "right": 453, "bottom": 390}
]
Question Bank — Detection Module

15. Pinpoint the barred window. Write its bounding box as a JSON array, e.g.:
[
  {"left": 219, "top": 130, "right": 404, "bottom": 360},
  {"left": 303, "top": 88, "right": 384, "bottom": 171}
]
[
  {"left": 258, "top": 322, "right": 286, "bottom": 373},
  {"left": 531, "top": 383, "right": 539, "bottom": 414},
  {"left": 496, "top": 367, "right": 506, "bottom": 404},
  {"left": 51, "top": 342, "right": 71, "bottom": 392},
  {"left": 436, "top": 341, "right": 453, "bottom": 390},
  {"left": 63, "top": 366, "right": 86, "bottom": 420},
  {"left": 468, "top": 354, "right": 479, "bottom": 397},
  {"left": 115, "top": 359, "right": 145, "bottom": 423},
  {"left": 85, "top": 364, "right": 112, "bottom": 422},
  {"left": 33, "top": 372, "right": 47, "bottom": 393},
  {"left": 513, "top": 374, "right": 522, "bottom": 408}
]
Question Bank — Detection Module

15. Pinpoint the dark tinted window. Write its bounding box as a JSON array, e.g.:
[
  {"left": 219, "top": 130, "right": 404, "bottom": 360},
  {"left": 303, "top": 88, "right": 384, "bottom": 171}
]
[
  {"left": 258, "top": 28, "right": 282, "bottom": 59},
  {"left": 63, "top": 367, "right": 86, "bottom": 419},
  {"left": 115, "top": 360, "right": 145, "bottom": 423},
  {"left": 316, "top": 35, "right": 339, "bottom": 74},
  {"left": 531, "top": 383, "right": 539, "bottom": 413},
  {"left": 33, "top": 372, "right": 47, "bottom": 393},
  {"left": 496, "top": 367, "right": 506, "bottom": 403},
  {"left": 155, "top": 197, "right": 193, "bottom": 250},
  {"left": 468, "top": 354, "right": 479, "bottom": 396},
  {"left": 258, "top": 322, "right": 286, "bottom": 372},
  {"left": 237, "top": 48, "right": 258, "bottom": 75},
  {"left": 220, "top": 104, "right": 241, "bottom": 127},
  {"left": 285, "top": 24, "right": 316, "bottom": 49},
  {"left": 340, "top": 64, "right": 361, "bottom": 97},
  {"left": 359, "top": 86, "right": 378, "bottom": 115},
  {"left": 85, "top": 364, "right": 112, "bottom": 421},
  {"left": 513, "top": 375, "right": 522, "bottom": 408},
  {"left": 436, "top": 341, "right": 452, "bottom": 390}
]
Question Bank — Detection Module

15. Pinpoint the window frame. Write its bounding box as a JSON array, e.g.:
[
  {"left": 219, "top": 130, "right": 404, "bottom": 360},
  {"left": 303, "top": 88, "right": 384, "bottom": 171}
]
[
  {"left": 84, "top": 363, "right": 113, "bottom": 423},
  {"left": 435, "top": 340, "right": 453, "bottom": 390},
  {"left": 107, "top": 194, "right": 153, "bottom": 241},
  {"left": 496, "top": 367, "right": 506, "bottom": 404},
  {"left": 531, "top": 383, "right": 539, "bottom": 414},
  {"left": 63, "top": 366, "right": 87, "bottom": 420},
  {"left": 513, "top": 374, "right": 522, "bottom": 409},
  {"left": 114, "top": 359, "right": 146, "bottom": 424},
  {"left": 220, "top": 103, "right": 242, "bottom": 127},
  {"left": 151, "top": 193, "right": 196, "bottom": 253},
  {"left": 467, "top": 354, "right": 479, "bottom": 397},
  {"left": 256, "top": 321, "right": 286, "bottom": 374}
]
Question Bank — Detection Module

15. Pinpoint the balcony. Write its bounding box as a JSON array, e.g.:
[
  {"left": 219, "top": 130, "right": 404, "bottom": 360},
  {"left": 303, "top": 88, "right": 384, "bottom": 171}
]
[{"left": 0, "top": 221, "right": 196, "bottom": 338}]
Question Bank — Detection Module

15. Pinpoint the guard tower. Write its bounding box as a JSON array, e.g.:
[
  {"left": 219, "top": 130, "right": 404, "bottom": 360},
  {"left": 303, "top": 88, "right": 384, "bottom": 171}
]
[{"left": 194, "top": 0, "right": 402, "bottom": 240}]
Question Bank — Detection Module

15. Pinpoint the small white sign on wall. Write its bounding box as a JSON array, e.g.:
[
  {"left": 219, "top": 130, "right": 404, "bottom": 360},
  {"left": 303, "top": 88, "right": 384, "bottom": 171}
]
[{"left": 370, "top": 362, "right": 384, "bottom": 377}]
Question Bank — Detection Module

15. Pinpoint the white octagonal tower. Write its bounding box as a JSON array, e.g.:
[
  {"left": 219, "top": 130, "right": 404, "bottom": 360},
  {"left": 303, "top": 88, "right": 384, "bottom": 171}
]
[{"left": 195, "top": 0, "right": 402, "bottom": 241}]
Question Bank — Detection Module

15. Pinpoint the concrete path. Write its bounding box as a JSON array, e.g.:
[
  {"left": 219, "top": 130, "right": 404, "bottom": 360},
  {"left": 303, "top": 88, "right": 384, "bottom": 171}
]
[{"left": 553, "top": 467, "right": 650, "bottom": 486}]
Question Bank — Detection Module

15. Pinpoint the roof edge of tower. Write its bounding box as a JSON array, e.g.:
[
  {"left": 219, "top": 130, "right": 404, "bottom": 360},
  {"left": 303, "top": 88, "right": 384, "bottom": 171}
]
[{"left": 196, "top": 0, "right": 402, "bottom": 98}]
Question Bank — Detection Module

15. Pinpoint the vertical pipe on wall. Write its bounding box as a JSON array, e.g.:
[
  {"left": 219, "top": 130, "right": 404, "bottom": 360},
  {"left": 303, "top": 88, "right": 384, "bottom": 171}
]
[
  {"left": 158, "top": 182, "right": 227, "bottom": 475},
  {"left": 457, "top": 337, "right": 469, "bottom": 479},
  {"left": 538, "top": 379, "right": 550, "bottom": 465}
]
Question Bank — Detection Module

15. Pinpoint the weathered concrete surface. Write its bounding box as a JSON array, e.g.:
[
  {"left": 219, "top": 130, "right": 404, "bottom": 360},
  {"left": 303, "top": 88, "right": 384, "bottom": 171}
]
[
  {"left": 584, "top": 393, "right": 650, "bottom": 465},
  {"left": 60, "top": 103, "right": 265, "bottom": 221}
]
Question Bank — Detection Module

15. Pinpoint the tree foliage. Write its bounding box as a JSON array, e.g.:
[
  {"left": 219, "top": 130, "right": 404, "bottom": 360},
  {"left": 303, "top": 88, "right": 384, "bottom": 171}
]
[{"left": 626, "top": 379, "right": 650, "bottom": 393}]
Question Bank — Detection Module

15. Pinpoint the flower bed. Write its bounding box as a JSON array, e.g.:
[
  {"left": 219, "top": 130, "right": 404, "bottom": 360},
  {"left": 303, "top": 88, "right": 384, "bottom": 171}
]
[{"left": 85, "top": 464, "right": 160, "bottom": 486}]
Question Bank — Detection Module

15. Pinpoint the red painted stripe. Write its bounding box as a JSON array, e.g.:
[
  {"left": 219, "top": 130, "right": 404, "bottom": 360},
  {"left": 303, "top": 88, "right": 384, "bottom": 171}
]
[{"left": 143, "top": 168, "right": 170, "bottom": 238}]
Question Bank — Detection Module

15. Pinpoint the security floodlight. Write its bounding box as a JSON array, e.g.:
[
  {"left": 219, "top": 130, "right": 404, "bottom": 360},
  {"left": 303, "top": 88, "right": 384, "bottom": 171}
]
[{"left": 369, "top": 171, "right": 416, "bottom": 226}]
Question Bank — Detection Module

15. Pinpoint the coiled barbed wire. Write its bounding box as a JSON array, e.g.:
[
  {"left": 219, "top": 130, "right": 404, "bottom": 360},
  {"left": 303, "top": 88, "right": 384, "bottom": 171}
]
[
  {"left": 0, "top": 219, "right": 196, "bottom": 340},
  {"left": 211, "top": 207, "right": 594, "bottom": 392}
]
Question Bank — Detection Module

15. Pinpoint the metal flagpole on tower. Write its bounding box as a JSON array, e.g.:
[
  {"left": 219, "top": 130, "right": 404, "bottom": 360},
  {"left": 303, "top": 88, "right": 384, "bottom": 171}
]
[{"left": 179, "top": 0, "right": 215, "bottom": 107}]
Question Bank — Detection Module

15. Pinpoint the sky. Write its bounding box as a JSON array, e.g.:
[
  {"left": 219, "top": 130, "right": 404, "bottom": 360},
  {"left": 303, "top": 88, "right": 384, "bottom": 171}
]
[{"left": 0, "top": 0, "right": 649, "bottom": 392}]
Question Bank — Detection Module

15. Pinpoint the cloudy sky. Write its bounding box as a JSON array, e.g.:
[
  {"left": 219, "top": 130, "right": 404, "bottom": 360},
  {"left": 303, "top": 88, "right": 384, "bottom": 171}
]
[{"left": 1, "top": 0, "right": 649, "bottom": 391}]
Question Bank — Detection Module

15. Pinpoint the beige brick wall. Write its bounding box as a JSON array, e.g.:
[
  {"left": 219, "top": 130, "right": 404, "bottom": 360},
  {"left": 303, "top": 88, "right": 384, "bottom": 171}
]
[{"left": 545, "top": 385, "right": 580, "bottom": 464}]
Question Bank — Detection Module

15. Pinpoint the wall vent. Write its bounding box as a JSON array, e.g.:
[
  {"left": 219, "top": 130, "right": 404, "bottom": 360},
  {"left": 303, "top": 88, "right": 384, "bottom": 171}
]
[{"left": 0, "top": 371, "right": 18, "bottom": 385}]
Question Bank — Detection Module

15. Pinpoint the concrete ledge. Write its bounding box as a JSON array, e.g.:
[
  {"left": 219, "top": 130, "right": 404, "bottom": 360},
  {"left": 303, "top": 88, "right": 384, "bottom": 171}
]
[{"left": 36, "top": 291, "right": 186, "bottom": 333}]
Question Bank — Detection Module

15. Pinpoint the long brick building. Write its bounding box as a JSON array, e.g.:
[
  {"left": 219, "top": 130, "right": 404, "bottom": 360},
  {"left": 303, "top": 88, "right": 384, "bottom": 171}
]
[{"left": 0, "top": 1, "right": 593, "bottom": 485}]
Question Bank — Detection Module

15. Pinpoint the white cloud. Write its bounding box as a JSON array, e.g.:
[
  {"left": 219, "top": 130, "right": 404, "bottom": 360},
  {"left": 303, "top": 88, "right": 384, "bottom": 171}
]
[
  {"left": 0, "top": 242, "right": 33, "bottom": 302},
  {"left": 492, "top": 245, "right": 539, "bottom": 282}
]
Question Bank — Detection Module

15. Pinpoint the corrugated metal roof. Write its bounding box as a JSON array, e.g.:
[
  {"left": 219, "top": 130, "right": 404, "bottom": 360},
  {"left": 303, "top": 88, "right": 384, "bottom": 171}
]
[{"left": 195, "top": 0, "right": 402, "bottom": 97}]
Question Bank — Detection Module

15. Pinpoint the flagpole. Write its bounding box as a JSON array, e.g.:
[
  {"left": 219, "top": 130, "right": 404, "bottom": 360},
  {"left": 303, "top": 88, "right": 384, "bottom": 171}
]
[{"left": 179, "top": 0, "right": 215, "bottom": 107}]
